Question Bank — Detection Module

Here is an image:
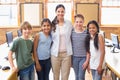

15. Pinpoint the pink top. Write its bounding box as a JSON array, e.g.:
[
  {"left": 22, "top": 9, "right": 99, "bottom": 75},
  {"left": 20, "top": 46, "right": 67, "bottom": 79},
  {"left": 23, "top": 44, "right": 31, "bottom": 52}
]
[{"left": 59, "top": 26, "right": 67, "bottom": 52}]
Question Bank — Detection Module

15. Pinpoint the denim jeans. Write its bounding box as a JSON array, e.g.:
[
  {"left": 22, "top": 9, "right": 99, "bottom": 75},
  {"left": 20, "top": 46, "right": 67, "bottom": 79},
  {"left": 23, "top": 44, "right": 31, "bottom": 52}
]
[
  {"left": 72, "top": 56, "right": 86, "bottom": 80},
  {"left": 36, "top": 58, "right": 51, "bottom": 80},
  {"left": 91, "top": 69, "right": 103, "bottom": 80},
  {"left": 19, "top": 63, "right": 34, "bottom": 80}
]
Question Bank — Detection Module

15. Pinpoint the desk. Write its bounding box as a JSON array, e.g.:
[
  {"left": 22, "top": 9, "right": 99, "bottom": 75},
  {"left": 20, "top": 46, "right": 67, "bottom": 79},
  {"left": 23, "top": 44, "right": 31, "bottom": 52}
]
[
  {"left": 0, "top": 43, "right": 17, "bottom": 80},
  {"left": 105, "top": 47, "right": 120, "bottom": 80},
  {"left": 0, "top": 37, "right": 35, "bottom": 80},
  {"left": 0, "top": 61, "right": 17, "bottom": 80}
]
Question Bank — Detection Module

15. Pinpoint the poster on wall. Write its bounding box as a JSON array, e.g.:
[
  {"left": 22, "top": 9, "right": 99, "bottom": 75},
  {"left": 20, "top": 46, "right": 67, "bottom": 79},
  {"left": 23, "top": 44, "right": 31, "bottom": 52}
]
[
  {"left": 76, "top": 3, "right": 99, "bottom": 26},
  {"left": 20, "top": 3, "right": 43, "bottom": 26}
]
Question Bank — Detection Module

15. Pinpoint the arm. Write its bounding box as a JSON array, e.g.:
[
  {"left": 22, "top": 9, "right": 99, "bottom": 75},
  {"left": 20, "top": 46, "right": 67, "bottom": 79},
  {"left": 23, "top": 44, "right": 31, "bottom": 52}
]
[
  {"left": 86, "top": 52, "right": 90, "bottom": 66},
  {"left": 97, "top": 34, "right": 105, "bottom": 74},
  {"left": 82, "top": 52, "right": 90, "bottom": 70},
  {"left": 33, "top": 33, "right": 41, "bottom": 71},
  {"left": 8, "top": 50, "right": 18, "bottom": 72}
]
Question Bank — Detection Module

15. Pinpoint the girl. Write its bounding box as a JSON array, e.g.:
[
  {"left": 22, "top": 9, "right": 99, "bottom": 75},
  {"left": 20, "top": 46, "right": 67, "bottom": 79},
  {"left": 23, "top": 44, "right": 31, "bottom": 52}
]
[
  {"left": 86, "top": 20, "right": 105, "bottom": 80},
  {"left": 33, "top": 18, "right": 52, "bottom": 80},
  {"left": 8, "top": 21, "right": 34, "bottom": 80},
  {"left": 71, "top": 14, "right": 90, "bottom": 80},
  {"left": 51, "top": 4, "right": 73, "bottom": 80}
]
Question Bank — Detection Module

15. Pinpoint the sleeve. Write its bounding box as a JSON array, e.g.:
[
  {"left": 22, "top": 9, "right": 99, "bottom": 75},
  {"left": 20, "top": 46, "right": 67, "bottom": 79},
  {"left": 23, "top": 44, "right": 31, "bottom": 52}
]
[{"left": 10, "top": 39, "right": 18, "bottom": 52}]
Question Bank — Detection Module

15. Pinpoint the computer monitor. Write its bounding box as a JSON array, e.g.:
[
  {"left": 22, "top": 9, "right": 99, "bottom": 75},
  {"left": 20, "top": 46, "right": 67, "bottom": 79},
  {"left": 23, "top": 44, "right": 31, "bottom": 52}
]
[
  {"left": 17, "top": 29, "right": 22, "bottom": 37},
  {"left": 111, "top": 33, "right": 120, "bottom": 53}
]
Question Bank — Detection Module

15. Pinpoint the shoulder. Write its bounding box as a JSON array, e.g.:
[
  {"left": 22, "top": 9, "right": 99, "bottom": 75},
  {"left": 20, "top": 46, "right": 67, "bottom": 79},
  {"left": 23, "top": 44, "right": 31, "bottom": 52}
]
[
  {"left": 11, "top": 37, "right": 24, "bottom": 48},
  {"left": 98, "top": 33, "right": 104, "bottom": 42},
  {"left": 64, "top": 19, "right": 73, "bottom": 29},
  {"left": 13, "top": 37, "right": 22, "bottom": 43},
  {"left": 98, "top": 33, "right": 103, "bottom": 38},
  {"left": 34, "top": 32, "right": 41, "bottom": 43},
  {"left": 65, "top": 19, "right": 72, "bottom": 25},
  {"left": 34, "top": 32, "right": 40, "bottom": 39}
]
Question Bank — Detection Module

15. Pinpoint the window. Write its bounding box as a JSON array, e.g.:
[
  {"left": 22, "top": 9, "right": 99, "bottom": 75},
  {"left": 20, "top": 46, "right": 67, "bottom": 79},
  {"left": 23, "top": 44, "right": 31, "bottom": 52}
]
[
  {"left": 0, "top": 0, "right": 16, "bottom": 3},
  {"left": 101, "top": 0, "right": 120, "bottom": 25},
  {"left": 0, "top": 0, "right": 17, "bottom": 27}
]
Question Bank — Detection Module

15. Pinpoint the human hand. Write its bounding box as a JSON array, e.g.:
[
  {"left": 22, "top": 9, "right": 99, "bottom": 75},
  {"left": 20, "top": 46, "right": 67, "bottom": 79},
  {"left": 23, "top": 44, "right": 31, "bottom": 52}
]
[
  {"left": 12, "top": 66, "right": 19, "bottom": 73},
  {"left": 97, "top": 65, "right": 102, "bottom": 75},
  {"left": 87, "top": 65, "right": 90, "bottom": 73},
  {"left": 35, "top": 63, "right": 42, "bottom": 71}
]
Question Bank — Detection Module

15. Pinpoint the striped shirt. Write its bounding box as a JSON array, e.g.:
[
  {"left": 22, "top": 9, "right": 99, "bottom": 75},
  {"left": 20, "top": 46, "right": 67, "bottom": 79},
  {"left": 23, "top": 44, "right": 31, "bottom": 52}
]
[{"left": 71, "top": 29, "right": 88, "bottom": 57}]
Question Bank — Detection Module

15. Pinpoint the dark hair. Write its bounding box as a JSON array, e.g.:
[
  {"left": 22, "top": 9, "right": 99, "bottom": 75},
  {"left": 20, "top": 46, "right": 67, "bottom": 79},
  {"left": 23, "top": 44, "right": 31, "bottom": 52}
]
[
  {"left": 41, "top": 18, "right": 52, "bottom": 27},
  {"left": 74, "top": 14, "right": 84, "bottom": 21},
  {"left": 52, "top": 4, "right": 65, "bottom": 32},
  {"left": 86, "top": 20, "right": 100, "bottom": 50},
  {"left": 41, "top": 18, "right": 52, "bottom": 33}
]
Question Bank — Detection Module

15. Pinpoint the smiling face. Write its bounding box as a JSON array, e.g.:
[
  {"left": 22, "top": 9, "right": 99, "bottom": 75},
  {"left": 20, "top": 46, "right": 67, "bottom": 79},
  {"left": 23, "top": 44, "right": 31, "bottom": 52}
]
[
  {"left": 88, "top": 23, "right": 98, "bottom": 36},
  {"left": 20, "top": 21, "right": 32, "bottom": 39},
  {"left": 56, "top": 7, "right": 65, "bottom": 21},
  {"left": 22, "top": 28, "right": 32, "bottom": 38},
  {"left": 74, "top": 17, "right": 84, "bottom": 30},
  {"left": 41, "top": 21, "right": 51, "bottom": 34}
]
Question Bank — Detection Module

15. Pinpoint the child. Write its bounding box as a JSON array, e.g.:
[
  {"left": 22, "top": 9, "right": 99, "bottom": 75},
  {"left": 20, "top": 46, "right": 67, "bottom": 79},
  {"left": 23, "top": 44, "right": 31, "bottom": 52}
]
[
  {"left": 8, "top": 21, "right": 34, "bottom": 80},
  {"left": 86, "top": 20, "right": 105, "bottom": 80},
  {"left": 33, "top": 18, "right": 52, "bottom": 80},
  {"left": 71, "top": 14, "right": 90, "bottom": 80}
]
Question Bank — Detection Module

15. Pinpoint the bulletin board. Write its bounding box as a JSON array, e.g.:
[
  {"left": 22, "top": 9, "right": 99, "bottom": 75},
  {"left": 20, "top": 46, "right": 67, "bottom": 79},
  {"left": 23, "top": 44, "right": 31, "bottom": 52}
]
[
  {"left": 76, "top": 3, "right": 99, "bottom": 26},
  {"left": 20, "top": 2, "right": 43, "bottom": 26}
]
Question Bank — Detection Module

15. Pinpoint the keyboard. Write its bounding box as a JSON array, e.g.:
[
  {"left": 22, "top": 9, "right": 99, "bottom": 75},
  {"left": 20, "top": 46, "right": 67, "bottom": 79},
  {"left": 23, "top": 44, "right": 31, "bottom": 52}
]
[{"left": 105, "top": 39, "right": 113, "bottom": 47}]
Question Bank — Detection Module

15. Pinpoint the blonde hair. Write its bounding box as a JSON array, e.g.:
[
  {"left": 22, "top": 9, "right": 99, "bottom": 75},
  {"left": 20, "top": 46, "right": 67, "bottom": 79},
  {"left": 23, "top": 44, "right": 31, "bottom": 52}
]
[
  {"left": 74, "top": 14, "right": 84, "bottom": 21},
  {"left": 20, "top": 21, "right": 32, "bottom": 32}
]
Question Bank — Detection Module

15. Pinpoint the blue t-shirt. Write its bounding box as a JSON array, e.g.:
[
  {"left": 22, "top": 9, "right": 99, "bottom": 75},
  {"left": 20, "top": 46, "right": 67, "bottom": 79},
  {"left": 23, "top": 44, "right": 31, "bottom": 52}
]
[{"left": 37, "top": 32, "right": 52, "bottom": 60}]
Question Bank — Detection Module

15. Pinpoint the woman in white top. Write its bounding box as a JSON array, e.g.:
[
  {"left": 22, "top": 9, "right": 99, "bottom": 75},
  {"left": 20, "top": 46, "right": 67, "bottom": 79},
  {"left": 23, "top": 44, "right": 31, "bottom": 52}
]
[
  {"left": 51, "top": 4, "right": 73, "bottom": 80},
  {"left": 86, "top": 20, "right": 105, "bottom": 80}
]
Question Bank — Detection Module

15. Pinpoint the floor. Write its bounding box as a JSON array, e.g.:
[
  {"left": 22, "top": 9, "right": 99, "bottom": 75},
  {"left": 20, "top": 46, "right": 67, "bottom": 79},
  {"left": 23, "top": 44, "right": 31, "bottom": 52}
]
[
  {"left": 34, "top": 68, "right": 90, "bottom": 80},
  {"left": 39, "top": 67, "right": 106, "bottom": 80}
]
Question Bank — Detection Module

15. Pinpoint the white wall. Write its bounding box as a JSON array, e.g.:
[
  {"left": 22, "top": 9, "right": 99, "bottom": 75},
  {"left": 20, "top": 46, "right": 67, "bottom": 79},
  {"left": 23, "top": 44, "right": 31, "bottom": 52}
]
[{"left": 47, "top": 3, "right": 72, "bottom": 22}]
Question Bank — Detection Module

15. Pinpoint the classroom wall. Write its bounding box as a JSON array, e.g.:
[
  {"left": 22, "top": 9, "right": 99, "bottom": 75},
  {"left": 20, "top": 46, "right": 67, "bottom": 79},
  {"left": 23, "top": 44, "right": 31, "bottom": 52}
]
[
  {"left": 75, "top": 0, "right": 120, "bottom": 41},
  {"left": 0, "top": 27, "right": 41, "bottom": 44},
  {"left": 0, "top": 28, "right": 18, "bottom": 44},
  {"left": 0, "top": 0, "right": 120, "bottom": 44},
  {"left": 0, "top": 0, "right": 43, "bottom": 44},
  {"left": 101, "top": 27, "right": 120, "bottom": 40}
]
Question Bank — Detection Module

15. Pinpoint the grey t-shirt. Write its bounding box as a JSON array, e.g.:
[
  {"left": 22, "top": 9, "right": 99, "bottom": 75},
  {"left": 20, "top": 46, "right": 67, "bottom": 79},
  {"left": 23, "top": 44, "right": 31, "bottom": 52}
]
[{"left": 71, "top": 29, "right": 88, "bottom": 57}]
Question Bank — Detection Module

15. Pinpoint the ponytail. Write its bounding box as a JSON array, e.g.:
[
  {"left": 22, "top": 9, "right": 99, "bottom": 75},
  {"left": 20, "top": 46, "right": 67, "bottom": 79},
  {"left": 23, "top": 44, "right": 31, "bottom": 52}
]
[
  {"left": 52, "top": 16, "right": 58, "bottom": 32},
  {"left": 85, "top": 34, "right": 91, "bottom": 53},
  {"left": 94, "top": 33, "right": 99, "bottom": 50}
]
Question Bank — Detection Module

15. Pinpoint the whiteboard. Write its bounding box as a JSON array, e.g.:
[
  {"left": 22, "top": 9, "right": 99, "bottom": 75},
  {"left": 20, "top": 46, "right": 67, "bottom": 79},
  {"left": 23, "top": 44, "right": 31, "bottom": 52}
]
[{"left": 20, "top": 3, "right": 43, "bottom": 26}]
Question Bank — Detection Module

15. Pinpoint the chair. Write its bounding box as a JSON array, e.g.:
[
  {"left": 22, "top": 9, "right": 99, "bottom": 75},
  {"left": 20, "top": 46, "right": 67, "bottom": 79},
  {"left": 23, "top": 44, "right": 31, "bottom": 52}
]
[
  {"left": 17, "top": 29, "right": 22, "bottom": 37},
  {"left": 7, "top": 71, "right": 18, "bottom": 80},
  {"left": 6, "top": 31, "right": 13, "bottom": 47}
]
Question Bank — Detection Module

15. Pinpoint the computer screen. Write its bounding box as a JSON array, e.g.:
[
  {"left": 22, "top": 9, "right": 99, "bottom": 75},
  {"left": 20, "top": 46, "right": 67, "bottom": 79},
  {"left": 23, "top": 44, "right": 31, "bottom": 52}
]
[{"left": 111, "top": 33, "right": 120, "bottom": 53}]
